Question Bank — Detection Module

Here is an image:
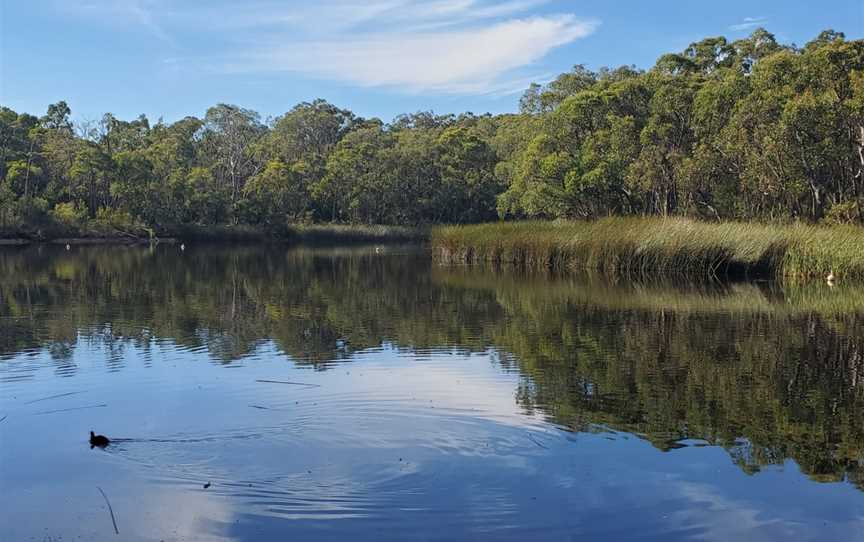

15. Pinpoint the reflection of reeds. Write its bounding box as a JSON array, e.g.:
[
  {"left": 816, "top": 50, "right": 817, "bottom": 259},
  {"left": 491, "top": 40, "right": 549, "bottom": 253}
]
[
  {"left": 287, "top": 224, "right": 428, "bottom": 245},
  {"left": 433, "top": 218, "right": 864, "bottom": 282},
  {"left": 433, "top": 267, "right": 864, "bottom": 316}
]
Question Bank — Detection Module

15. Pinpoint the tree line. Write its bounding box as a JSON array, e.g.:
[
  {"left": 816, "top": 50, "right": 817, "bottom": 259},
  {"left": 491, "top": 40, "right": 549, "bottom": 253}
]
[{"left": 1, "top": 28, "right": 862, "bottom": 234}]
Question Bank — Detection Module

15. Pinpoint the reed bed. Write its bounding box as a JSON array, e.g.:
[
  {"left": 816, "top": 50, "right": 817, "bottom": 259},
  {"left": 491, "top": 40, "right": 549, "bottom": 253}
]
[{"left": 432, "top": 218, "right": 864, "bottom": 281}]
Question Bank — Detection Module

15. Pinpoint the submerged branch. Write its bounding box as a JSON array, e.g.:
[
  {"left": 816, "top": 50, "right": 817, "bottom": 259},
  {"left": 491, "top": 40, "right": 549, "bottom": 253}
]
[
  {"left": 24, "top": 391, "right": 84, "bottom": 404},
  {"left": 96, "top": 486, "right": 119, "bottom": 535},
  {"left": 256, "top": 379, "right": 321, "bottom": 388},
  {"left": 34, "top": 404, "right": 107, "bottom": 415}
]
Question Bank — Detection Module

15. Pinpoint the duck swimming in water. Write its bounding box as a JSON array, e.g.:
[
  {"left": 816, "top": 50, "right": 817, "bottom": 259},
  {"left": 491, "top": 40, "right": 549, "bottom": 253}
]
[{"left": 89, "top": 431, "right": 110, "bottom": 448}]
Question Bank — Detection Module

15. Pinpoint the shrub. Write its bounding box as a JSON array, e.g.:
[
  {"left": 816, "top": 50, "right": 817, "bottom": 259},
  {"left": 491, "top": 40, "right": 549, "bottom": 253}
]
[
  {"left": 822, "top": 201, "right": 861, "bottom": 225},
  {"left": 51, "top": 201, "right": 88, "bottom": 226}
]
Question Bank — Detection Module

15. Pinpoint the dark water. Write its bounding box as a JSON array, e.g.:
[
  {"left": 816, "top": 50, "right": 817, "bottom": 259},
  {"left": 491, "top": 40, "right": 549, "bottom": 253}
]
[{"left": 2, "top": 244, "right": 864, "bottom": 541}]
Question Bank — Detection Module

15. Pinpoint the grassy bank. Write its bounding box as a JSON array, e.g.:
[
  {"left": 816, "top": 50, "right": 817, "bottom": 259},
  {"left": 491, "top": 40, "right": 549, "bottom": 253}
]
[{"left": 433, "top": 218, "right": 864, "bottom": 281}]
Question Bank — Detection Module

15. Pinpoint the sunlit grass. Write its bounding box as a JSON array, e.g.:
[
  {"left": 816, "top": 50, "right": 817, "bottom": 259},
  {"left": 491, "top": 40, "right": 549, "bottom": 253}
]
[{"left": 433, "top": 218, "right": 864, "bottom": 281}]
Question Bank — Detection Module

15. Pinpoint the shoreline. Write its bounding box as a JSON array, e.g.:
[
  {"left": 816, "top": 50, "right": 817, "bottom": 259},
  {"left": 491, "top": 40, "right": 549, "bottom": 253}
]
[{"left": 0, "top": 224, "right": 429, "bottom": 247}]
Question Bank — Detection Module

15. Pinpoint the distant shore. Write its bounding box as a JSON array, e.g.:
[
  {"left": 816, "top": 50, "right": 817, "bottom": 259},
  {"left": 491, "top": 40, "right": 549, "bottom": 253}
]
[
  {"left": 432, "top": 218, "right": 864, "bottom": 282},
  {"left": 0, "top": 224, "right": 429, "bottom": 246}
]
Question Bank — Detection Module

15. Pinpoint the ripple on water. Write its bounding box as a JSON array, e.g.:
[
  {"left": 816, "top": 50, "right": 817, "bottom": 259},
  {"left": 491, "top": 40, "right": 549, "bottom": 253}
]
[{"left": 77, "top": 371, "right": 554, "bottom": 527}]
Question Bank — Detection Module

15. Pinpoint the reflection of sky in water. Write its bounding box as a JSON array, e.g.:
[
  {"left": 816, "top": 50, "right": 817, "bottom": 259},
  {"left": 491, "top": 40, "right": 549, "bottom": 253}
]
[{"left": 2, "top": 339, "right": 863, "bottom": 541}]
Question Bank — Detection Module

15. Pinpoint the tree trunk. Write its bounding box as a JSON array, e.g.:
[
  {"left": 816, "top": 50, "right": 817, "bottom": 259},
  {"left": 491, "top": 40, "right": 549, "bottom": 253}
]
[
  {"left": 857, "top": 126, "right": 864, "bottom": 222},
  {"left": 24, "top": 138, "right": 36, "bottom": 199}
]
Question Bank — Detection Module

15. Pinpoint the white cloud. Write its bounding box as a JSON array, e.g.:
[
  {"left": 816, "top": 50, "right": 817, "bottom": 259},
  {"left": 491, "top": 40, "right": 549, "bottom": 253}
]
[
  {"left": 54, "top": 0, "right": 597, "bottom": 95},
  {"left": 669, "top": 481, "right": 790, "bottom": 540},
  {"left": 223, "top": 15, "right": 597, "bottom": 94},
  {"left": 729, "top": 16, "right": 768, "bottom": 31}
]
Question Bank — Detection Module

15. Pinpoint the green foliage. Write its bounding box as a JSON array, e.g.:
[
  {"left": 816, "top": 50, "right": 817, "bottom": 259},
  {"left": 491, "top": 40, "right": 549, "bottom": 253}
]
[
  {"left": 499, "top": 28, "right": 864, "bottom": 223},
  {"left": 51, "top": 201, "right": 87, "bottom": 226},
  {"left": 823, "top": 201, "right": 861, "bottom": 224},
  {"left": 244, "top": 159, "right": 307, "bottom": 224},
  {"left": 94, "top": 207, "right": 141, "bottom": 230},
  {"left": 0, "top": 28, "right": 862, "bottom": 236}
]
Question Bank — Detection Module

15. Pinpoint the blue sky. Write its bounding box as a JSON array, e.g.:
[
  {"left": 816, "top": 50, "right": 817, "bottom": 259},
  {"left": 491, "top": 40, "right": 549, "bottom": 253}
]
[{"left": 1, "top": 1, "right": 862, "bottom": 123}]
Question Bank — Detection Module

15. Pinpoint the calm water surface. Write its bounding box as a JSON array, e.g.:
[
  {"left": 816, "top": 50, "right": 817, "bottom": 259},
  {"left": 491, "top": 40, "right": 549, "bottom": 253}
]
[{"left": 1, "top": 244, "right": 864, "bottom": 541}]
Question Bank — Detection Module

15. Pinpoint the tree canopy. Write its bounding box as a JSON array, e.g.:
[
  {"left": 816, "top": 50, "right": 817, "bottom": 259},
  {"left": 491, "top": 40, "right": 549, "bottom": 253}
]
[{"left": 2, "top": 29, "right": 862, "bottom": 234}]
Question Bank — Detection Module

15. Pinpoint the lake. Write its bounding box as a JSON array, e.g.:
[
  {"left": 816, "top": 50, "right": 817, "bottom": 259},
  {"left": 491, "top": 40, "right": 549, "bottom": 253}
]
[{"left": 1, "top": 244, "right": 863, "bottom": 541}]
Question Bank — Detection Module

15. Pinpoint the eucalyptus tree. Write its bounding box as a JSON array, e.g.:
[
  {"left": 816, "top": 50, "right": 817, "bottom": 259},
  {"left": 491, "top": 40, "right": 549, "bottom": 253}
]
[
  {"left": 316, "top": 124, "right": 394, "bottom": 223},
  {"left": 199, "top": 104, "right": 266, "bottom": 220},
  {"left": 256, "top": 99, "right": 360, "bottom": 221}
]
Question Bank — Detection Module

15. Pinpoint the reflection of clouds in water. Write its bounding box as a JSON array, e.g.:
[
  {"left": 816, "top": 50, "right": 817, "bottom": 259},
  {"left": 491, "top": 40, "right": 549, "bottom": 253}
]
[
  {"left": 49, "top": 350, "right": 553, "bottom": 536},
  {"left": 329, "top": 350, "right": 546, "bottom": 427},
  {"left": 669, "top": 480, "right": 864, "bottom": 541},
  {"left": 0, "top": 479, "right": 237, "bottom": 542},
  {"left": 124, "top": 485, "right": 237, "bottom": 541},
  {"left": 670, "top": 481, "right": 791, "bottom": 540}
]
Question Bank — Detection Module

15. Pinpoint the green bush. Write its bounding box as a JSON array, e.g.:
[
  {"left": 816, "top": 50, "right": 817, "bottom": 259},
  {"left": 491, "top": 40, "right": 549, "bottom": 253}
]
[
  {"left": 95, "top": 207, "right": 138, "bottom": 229},
  {"left": 51, "top": 201, "right": 88, "bottom": 226},
  {"left": 823, "top": 202, "right": 861, "bottom": 226}
]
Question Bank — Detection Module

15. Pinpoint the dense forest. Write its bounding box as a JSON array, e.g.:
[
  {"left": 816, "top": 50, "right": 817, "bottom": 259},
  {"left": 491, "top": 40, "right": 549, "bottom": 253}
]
[{"left": 1, "top": 28, "right": 863, "bottom": 236}]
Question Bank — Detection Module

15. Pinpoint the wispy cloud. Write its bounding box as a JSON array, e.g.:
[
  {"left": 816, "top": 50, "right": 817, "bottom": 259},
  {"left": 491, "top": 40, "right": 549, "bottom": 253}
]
[
  {"left": 670, "top": 481, "right": 794, "bottom": 541},
  {"left": 221, "top": 15, "right": 597, "bottom": 94},
  {"left": 65, "top": 0, "right": 174, "bottom": 43},
  {"left": 126, "top": 0, "right": 173, "bottom": 43},
  {"left": 729, "top": 16, "right": 768, "bottom": 31},
  {"left": 54, "top": 0, "right": 597, "bottom": 95}
]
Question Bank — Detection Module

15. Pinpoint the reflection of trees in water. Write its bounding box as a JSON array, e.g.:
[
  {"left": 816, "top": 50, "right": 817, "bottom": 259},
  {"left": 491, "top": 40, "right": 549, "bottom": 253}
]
[
  {"left": 502, "top": 306, "right": 864, "bottom": 487},
  {"left": 459, "top": 271, "right": 864, "bottom": 490},
  {"left": 0, "top": 246, "right": 500, "bottom": 365},
  {"left": 1, "top": 246, "right": 864, "bottom": 488}
]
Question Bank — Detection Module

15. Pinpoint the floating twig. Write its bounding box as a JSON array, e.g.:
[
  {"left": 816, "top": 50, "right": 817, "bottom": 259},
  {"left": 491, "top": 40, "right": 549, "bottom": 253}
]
[
  {"left": 0, "top": 415, "right": 7, "bottom": 423},
  {"left": 97, "top": 486, "right": 119, "bottom": 535},
  {"left": 526, "top": 432, "right": 549, "bottom": 450},
  {"left": 35, "top": 404, "right": 107, "bottom": 415},
  {"left": 255, "top": 379, "right": 321, "bottom": 388},
  {"left": 24, "top": 391, "right": 84, "bottom": 404}
]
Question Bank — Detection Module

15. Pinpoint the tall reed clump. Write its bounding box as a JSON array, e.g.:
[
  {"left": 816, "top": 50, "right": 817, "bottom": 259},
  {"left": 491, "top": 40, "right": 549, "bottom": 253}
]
[{"left": 432, "top": 218, "right": 864, "bottom": 281}]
